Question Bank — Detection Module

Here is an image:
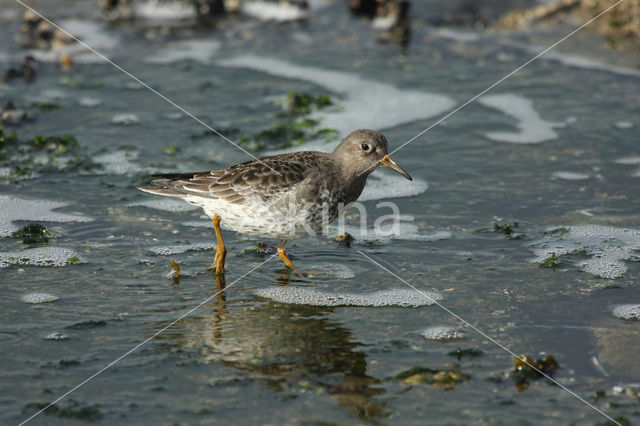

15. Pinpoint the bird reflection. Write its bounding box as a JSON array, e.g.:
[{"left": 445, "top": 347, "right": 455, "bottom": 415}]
[{"left": 155, "top": 273, "right": 388, "bottom": 422}]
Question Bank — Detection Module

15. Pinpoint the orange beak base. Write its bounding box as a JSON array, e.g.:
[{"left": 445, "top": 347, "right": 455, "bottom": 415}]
[{"left": 380, "top": 154, "right": 412, "bottom": 181}]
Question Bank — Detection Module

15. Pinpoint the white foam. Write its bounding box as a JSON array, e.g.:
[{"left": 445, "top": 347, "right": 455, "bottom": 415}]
[
  {"left": 420, "top": 326, "right": 464, "bottom": 340},
  {"left": 332, "top": 217, "right": 451, "bottom": 242},
  {"left": 91, "top": 150, "right": 148, "bottom": 175},
  {"left": 128, "top": 199, "right": 199, "bottom": 212},
  {"left": 78, "top": 97, "right": 102, "bottom": 107},
  {"left": 612, "top": 304, "right": 640, "bottom": 320},
  {"left": 306, "top": 263, "right": 355, "bottom": 279},
  {"left": 614, "top": 121, "right": 634, "bottom": 129},
  {"left": 0, "top": 195, "right": 93, "bottom": 237},
  {"left": 537, "top": 49, "right": 640, "bottom": 78},
  {"left": 529, "top": 225, "right": 640, "bottom": 279},
  {"left": 44, "top": 332, "right": 69, "bottom": 340},
  {"left": 181, "top": 220, "right": 212, "bottom": 228},
  {"left": 242, "top": 1, "right": 308, "bottom": 22},
  {"left": 219, "top": 55, "right": 456, "bottom": 138},
  {"left": 552, "top": 171, "right": 590, "bottom": 181},
  {"left": 134, "top": 0, "right": 196, "bottom": 20},
  {"left": 111, "top": 113, "right": 139, "bottom": 125},
  {"left": 145, "top": 39, "right": 221, "bottom": 64},
  {"left": 614, "top": 156, "right": 640, "bottom": 165},
  {"left": 359, "top": 174, "right": 428, "bottom": 201},
  {"left": 433, "top": 28, "right": 481, "bottom": 42},
  {"left": 22, "top": 293, "right": 59, "bottom": 304},
  {"left": 479, "top": 94, "right": 563, "bottom": 144},
  {"left": 149, "top": 242, "right": 214, "bottom": 255},
  {"left": 256, "top": 286, "right": 442, "bottom": 307},
  {"left": 0, "top": 247, "right": 84, "bottom": 268}
]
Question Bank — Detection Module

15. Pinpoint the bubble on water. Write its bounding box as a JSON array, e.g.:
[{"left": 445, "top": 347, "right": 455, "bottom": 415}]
[
  {"left": 306, "top": 263, "right": 355, "bottom": 279},
  {"left": 614, "top": 121, "right": 634, "bottom": 129},
  {"left": 111, "top": 113, "right": 139, "bottom": 125},
  {"left": 529, "top": 225, "right": 640, "bottom": 279},
  {"left": 420, "top": 326, "right": 465, "bottom": 341},
  {"left": 0, "top": 247, "right": 84, "bottom": 269},
  {"left": 612, "top": 305, "right": 640, "bottom": 320},
  {"left": 255, "top": 287, "right": 442, "bottom": 307},
  {"left": 479, "top": 94, "right": 564, "bottom": 144},
  {"left": 149, "top": 242, "right": 214, "bottom": 255},
  {"left": 145, "top": 40, "right": 221, "bottom": 64},
  {"left": 0, "top": 195, "right": 93, "bottom": 237},
  {"left": 22, "top": 293, "right": 59, "bottom": 304},
  {"left": 127, "top": 199, "right": 198, "bottom": 212},
  {"left": 552, "top": 171, "right": 590, "bottom": 181},
  {"left": 44, "top": 332, "right": 69, "bottom": 340}
]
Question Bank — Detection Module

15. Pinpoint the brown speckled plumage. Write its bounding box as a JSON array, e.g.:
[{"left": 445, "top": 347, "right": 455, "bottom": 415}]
[{"left": 139, "top": 129, "right": 412, "bottom": 268}]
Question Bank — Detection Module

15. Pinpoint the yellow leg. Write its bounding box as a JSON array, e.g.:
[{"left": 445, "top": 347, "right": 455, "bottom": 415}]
[
  {"left": 277, "top": 246, "right": 303, "bottom": 277},
  {"left": 211, "top": 215, "right": 226, "bottom": 275}
]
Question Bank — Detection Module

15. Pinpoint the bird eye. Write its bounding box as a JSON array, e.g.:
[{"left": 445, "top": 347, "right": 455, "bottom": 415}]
[{"left": 361, "top": 144, "right": 370, "bottom": 152}]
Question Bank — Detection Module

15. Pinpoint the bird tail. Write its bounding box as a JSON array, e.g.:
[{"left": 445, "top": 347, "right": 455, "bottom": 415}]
[{"left": 137, "top": 173, "right": 202, "bottom": 197}]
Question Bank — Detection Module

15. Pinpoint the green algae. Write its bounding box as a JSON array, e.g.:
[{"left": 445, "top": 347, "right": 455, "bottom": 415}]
[
  {"left": 539, "top": 253, "right": 560, "bottom": 268},
  {"left": 12, "top": 224, "right": 51, "bottom": 244},
  {"left": 397, "top": 366, "right": 470, "bottom": 390},
  {"left": 512, "top": 354, "right": 559, "bottom": 392}
]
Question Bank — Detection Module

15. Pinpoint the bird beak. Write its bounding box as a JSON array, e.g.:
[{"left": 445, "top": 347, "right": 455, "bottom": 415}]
[{"left": 380, "top": 154, "right": 412, "bottom": 181}]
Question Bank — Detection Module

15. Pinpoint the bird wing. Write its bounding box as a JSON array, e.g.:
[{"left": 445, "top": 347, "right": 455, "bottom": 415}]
[{"left": 141, "top": 154, "right": 314, "bottom": 205}]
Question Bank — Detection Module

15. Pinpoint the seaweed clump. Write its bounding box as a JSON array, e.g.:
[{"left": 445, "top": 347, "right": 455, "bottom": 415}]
[
  {"left": 12, "top": 224, "right": 51, "bottom": 244},
  {"left": 396, "top": 365, "right": 470, "bottom": 390},
  {"left": 512, "top": 354, "right": 559, "bottom": 392},
  {"left": 238, "top": 92, "right": 339, "bottom": 152},
  {"left": 0, "top": 127, "right": 102, "bottom": 179}
]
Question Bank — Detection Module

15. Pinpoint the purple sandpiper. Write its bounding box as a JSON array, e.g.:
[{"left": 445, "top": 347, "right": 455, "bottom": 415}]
[{"left": 139, "top": 129, "right": 412, "bottom": 274}]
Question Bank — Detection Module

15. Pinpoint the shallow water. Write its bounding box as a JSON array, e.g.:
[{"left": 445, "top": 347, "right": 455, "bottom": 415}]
[{"left": 1, "top": 0, "right": 640, "bottom": 425}]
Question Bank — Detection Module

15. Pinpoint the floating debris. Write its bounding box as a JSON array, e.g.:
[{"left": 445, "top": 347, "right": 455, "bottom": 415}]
[
  {"left": 22, "top": 293, "right": 59, "bottom": 304},
  {"left": 3, "top": 56, "right": 36, "bottom": 84},
  {"left": 396, "top": 366, "right": 470, "bottom": 390},
  {"left": 255, "top": 287, "right": 442, "bottom": 307},
  {"left": 512, "top": 354, "right": 559, "bottom": 392}
]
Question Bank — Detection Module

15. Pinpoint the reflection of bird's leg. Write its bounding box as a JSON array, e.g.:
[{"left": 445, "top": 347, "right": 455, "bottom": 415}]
[
  {"left": 277, "top": 240, "right": 303, "bottom": 276},
  {"left": 213, "top": 273, "right": 226, "bottom": 343},
  {"left": 210, "top": 214, "right": 227, "bottom": 275}
]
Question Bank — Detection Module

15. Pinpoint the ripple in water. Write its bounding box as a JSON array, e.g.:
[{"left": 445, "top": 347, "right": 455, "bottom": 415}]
[{"left": 255, "top": 287, "right": 442, "bottom": 307}]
